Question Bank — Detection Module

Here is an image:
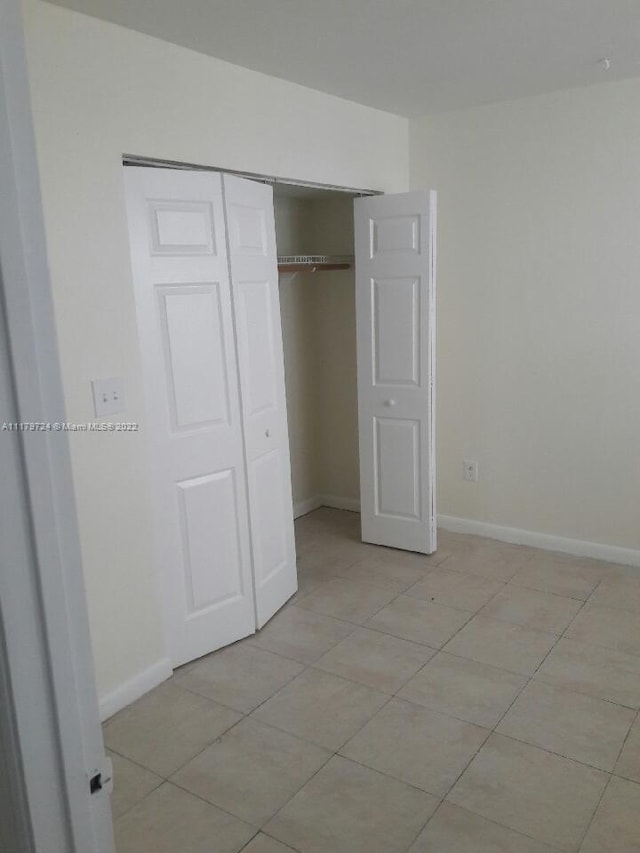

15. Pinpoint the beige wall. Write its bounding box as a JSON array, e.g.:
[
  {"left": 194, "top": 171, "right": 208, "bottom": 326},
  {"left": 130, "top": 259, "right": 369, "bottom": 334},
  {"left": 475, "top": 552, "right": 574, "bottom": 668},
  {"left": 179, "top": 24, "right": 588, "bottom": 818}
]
[
  {"left": 275, "top": 194, "right": 360, "bottom": 511},
  {"left": 411, "top": 78, "right": 640, "bottom": 550},
  {"left": 310, "top": 198, "right": 359, "bottom": 504},
  {"left": 274, "top": 197, "right": 321, "bottom": 509},
  {"left": 22, "top": 0, "right": 408, "bottom": 703}
]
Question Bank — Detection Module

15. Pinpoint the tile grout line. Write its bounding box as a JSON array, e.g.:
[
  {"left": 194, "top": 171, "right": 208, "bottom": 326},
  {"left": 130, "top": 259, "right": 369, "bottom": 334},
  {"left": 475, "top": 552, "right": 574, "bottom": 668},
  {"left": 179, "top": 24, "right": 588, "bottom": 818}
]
[
  {"left": 572, "top": 704, "right": 640, "bottom": 849},
  {"left": 282, "top": 547, "right": 538, "bottom": 849},
  {"left": 574, "top": 772, "right": 615, "bottom": 851},
  {"left": 182, "top": 560, "right": 633, "bottom": 842},
  {"left": 393, "top": 562, "right": 616, "bottom": 850},
  {"left": 109, "top": 516, "right": 640, "bottom": 850},
  {"left": 457, "top": 573, "right": 621, "bottom": 851},
  {"left": 230, "top": 538, "right": 584, "bottom": 849},
  {"left": 610, "top": 706, "right": 640, "bottom": 782}
]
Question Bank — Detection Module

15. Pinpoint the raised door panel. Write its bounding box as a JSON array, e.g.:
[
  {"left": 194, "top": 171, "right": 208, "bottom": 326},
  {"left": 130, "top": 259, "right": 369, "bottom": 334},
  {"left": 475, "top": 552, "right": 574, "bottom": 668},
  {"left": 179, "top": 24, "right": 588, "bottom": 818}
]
[
  {"left": 234, "top": 280, "right": 277, "bottom": 419},
  {"left": 374, "top": 277, "right": 420, "bottom": 386},
  {"left": 158, "top": 284, "right": 231, "bottom": 430},
  {"left": 371, "top": 215, "right": 420, "bottom": 257},
  {"left": 177, "top": 469, "right": 245, "bottom": 613},
  {"left": 375, "top": 418, "right": 421, "bottom": 520},
  {"left": 249, "top": 450, "right": 288, "bottom": 585},
  {"left": 149, "top": 201, "right": 217, "bottom": 255},
  {"left": 227, "top": 202, "right": 268, "bottom": 256}
]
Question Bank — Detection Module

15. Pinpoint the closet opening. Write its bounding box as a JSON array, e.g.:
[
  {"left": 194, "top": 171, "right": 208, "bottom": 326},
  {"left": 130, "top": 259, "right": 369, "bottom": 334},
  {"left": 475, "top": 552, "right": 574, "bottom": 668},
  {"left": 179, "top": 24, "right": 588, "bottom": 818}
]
[
  {"left": 122, "top": 158, "right": 378, "bottom": 531},
  {"left": 124, "top": 159, "right": 436, "bottom": 670},
  {"left": 273, "top": 183, "right": 361, "bottom": 522}
]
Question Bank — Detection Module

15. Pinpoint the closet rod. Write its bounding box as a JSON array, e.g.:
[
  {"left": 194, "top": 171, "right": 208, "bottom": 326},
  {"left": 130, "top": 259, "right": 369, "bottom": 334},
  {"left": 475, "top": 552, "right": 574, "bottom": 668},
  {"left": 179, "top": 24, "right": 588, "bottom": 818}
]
[
  {"left": 277, "top": 254, "right": 353, "bottom": 273},
  {"left": 122, "top": 154, "right": 379, "bottom": 198}
]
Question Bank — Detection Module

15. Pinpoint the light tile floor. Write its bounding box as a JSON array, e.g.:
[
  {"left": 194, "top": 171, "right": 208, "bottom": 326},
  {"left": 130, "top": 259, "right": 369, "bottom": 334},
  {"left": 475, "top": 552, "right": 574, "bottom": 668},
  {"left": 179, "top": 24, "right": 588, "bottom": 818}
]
[{"left": 105, "top": 508, "right": 640, "bottom": 852}]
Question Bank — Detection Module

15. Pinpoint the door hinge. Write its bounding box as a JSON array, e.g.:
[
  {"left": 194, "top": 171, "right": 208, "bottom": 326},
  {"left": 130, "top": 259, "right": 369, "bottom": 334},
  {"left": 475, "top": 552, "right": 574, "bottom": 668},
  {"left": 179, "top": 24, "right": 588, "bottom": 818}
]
[{"left": 89, "top": 756, "right": 113, "bottom": 796}]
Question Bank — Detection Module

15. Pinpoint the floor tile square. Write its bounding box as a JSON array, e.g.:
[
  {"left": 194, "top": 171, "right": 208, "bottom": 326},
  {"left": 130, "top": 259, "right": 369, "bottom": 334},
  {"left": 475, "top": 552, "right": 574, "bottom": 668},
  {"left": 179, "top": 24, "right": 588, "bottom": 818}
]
[
  {"left": 114, "top": 782, "right": 254, "bottom": 853},
  {"left": 614, "top": 716, "right": 640, "bottom": 783},
  {"left": 447, "top": 733, "right": 608, "bottom": 850},
  {"left": 497, "top": 680, "right": 634, "bottom": 770},
  {"left": 337, "top": 557, "right": 427, "bottom": 592},
  {"left": 565, "top": 603, "right": 640, "bottom": 657},
  {"left": 535, "top": 638, "right": 640, "bottom": 709},
  {"left": 264, "top": 755, "right": 438, "bottom": 853},
  {"left": 436, "top": 529, "right": 477, "bottom": 552},
  {"left": 580, "top": 776, "right": 640, "bottom": 852},
  {"left": 440, "top": 543, "right": 531, "bottom": 581},
  {"left": 398, "top": 652, "right": 527, "bottom": 727},
  {"left": 405, "top": 568, "right": 504, "bottom": 613},
  {"left": 107, "top": 750, "right": 162, "bottom": 819},
  {"left": 248, "top": 605, "right": 355, "bottom": 664},
  {"left": 367, "top": 595, "right": 471, "bottom": 648},
  {"left": 480, "top": 584, "right": 583, "bottom": 635},
  {"left": 172, "top": 718, "right": 330, "bottom": 826},
  {"left": 341, "top": 697, "right": 489, "bottom": 796},
  {"left": 443, "top": 615, "right": 558, "bottom": 675},
  {"left": 284, "top": 574, "right": 328, "bottom": 607},
  {"left": 588, "top": 575, "right": 640, "bottom": 615},
  {"left": 297, "top": 578, "right": 397, "bottom": 624},
  {"left": 296, "top": 547, "right": 358, "bottom": 581},
  {"left": 314, "top": 627, "right": 436, "bottom": 693},
  {"left": 408, "top": 801, "right": 558, "bottom": 852},
  {"left": 252, "top": 667, "right": 388, "bottom": 750},
  {"left": 103, "top": 681, "right": 241, "bottom": 776},
  {"left": 175, "top": 644, "right": 304, "bottom": 713},
  {"left": 510, "top": 555, "right": 602, "bottom": 600}
]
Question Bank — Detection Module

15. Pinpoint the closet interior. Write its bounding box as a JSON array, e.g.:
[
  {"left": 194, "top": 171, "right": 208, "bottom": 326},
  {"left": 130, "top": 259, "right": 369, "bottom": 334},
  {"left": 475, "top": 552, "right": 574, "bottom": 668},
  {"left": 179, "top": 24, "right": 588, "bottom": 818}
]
[{"left": 273, "top": 185, "right": 361, "bottom": 518}]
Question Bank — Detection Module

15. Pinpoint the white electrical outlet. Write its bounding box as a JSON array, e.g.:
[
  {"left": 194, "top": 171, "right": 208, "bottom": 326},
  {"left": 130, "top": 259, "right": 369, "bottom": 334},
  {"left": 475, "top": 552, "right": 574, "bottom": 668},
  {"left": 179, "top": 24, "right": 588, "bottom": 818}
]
[
  {"left": 91, "top": 377, "right": 124, "bottom": 417},
  {"left": 463, "top": 459, "right": 478, "bottom": 482}
]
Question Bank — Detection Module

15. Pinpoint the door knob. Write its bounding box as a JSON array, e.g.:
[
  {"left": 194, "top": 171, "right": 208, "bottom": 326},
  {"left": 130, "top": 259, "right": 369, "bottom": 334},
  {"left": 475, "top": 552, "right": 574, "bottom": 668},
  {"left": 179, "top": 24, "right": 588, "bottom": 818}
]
[
  {"left": 265, "top": 428, "right": 271, "bottom": 438},
  {"left": 384, "top": 399, "right": 397, "bottom": 407}
]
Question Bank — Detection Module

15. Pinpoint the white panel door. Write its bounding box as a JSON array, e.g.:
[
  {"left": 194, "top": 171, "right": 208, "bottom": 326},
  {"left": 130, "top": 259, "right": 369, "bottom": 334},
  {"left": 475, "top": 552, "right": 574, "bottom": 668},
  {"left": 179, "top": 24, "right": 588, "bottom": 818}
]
[
  {"left": 125, "top": 167, "right": 256, "bottom": 666},
  {"left": 222, "top": 174, "right": 297, "bottom": 627},
  {"left": 355, "top": 191, "right": 437, "bottom": 554}
]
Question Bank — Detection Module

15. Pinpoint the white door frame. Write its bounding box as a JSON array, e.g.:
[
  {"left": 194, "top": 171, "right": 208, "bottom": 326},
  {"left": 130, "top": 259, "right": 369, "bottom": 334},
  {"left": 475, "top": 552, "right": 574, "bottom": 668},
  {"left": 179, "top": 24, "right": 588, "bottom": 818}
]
[{"left": 0, "top": 1, "right": 114, "bottom": 851}]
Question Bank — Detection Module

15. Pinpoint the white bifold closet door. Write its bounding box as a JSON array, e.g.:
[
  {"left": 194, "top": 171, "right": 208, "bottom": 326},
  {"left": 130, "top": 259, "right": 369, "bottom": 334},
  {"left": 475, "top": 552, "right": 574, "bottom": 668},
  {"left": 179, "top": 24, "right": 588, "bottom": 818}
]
[
  {"left": 124, "top": 167, "right": 296, "bottom": 667},
  {"left": 222, "top": 174, "right": 297, "bottom": 628},
  {"left": 355, "top": 191, "right": 437, "bottom": 555}
]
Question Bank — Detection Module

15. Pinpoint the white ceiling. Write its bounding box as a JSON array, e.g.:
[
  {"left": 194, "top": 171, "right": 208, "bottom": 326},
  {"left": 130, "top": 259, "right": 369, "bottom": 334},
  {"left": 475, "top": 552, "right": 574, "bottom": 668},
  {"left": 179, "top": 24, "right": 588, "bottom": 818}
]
[{"left": 47, "top": 0, "right": 640, "bottom": 116}]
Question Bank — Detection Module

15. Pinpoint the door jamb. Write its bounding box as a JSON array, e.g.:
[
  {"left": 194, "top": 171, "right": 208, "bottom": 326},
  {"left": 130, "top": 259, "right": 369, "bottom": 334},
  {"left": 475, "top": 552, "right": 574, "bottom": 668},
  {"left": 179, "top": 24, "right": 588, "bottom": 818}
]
[{"left": 0, "top": 1, "right": 114, "bottom": 850}]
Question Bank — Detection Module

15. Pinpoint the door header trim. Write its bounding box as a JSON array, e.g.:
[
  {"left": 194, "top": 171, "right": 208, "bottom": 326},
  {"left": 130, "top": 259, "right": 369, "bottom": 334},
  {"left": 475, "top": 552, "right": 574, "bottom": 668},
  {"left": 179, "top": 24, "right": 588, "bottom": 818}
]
[{"left": 122, "top": 154, "right": 380, "bottom": 198}]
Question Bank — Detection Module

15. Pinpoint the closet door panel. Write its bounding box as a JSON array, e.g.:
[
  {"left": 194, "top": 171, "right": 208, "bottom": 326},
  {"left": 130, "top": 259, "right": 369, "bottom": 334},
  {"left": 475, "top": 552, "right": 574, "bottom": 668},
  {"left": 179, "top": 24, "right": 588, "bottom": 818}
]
[
  {"left": 125, "top": 167, "right": 256, "bottom": 667},
  {"left": 177, "top": 469, "right": 244, "bottom": 612},
  {"left": 234, "top": 280, "right": 278, "bottom": 421},
  {"left": 158, "top": 284, "right": 231, "bottom": 429},
  {"left": 223, "top": 174, "right": 297, "bottom": 628},
  {"left": 251, "top": 449, "right": 289, "bottom": 582},
  {"left": 355, "top": 191, "right": 437, "bottom": 554}
]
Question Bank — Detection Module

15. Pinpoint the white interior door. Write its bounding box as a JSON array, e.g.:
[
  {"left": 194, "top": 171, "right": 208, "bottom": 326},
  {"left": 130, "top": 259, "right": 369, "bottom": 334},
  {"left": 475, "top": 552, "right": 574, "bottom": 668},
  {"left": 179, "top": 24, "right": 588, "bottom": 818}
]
[
  {"left": 125, "top": 167, "right": 256, "bottom": 666},
  {"left": 223, "top": 174, "right": 297, "bottom": 627},
  {"left": 355, "top": 191, "right": 437, "bottom": 554}
]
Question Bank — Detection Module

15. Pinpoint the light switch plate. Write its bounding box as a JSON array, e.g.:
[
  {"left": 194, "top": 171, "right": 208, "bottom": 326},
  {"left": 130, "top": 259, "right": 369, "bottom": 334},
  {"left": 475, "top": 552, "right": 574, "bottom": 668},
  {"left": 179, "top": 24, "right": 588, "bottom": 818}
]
[{"left": 92, "top": 377, "right": 124, "bottom": 417}]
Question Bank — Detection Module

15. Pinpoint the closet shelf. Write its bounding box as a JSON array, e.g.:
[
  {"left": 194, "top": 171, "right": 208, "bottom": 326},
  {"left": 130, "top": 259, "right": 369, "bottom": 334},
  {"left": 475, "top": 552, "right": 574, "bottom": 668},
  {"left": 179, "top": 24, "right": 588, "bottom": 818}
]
[{"left": 277, "top": 254, "right": 353, "bottom": 273}]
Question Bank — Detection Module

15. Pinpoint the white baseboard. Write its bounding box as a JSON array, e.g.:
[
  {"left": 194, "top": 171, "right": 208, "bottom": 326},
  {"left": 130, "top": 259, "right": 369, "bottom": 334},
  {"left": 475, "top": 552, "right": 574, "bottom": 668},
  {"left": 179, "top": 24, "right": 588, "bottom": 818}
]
[
  {"left": 294, "top": 494, "right": 361, "bottom": 519},
  {"left": 319, "top": 494, "right": 361, "bottom": 513},
  {"left": 99, "top": 657, "right": 172, "bottom": 722},
  {"left": 438, "top": 514, "right": 640, "bottom": 569},
  {"left": 294, "top": 499, "right": 640, "bottom": 568},
  {"left": 293, "top": 495, "right": 324, "bottom": 519}
]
